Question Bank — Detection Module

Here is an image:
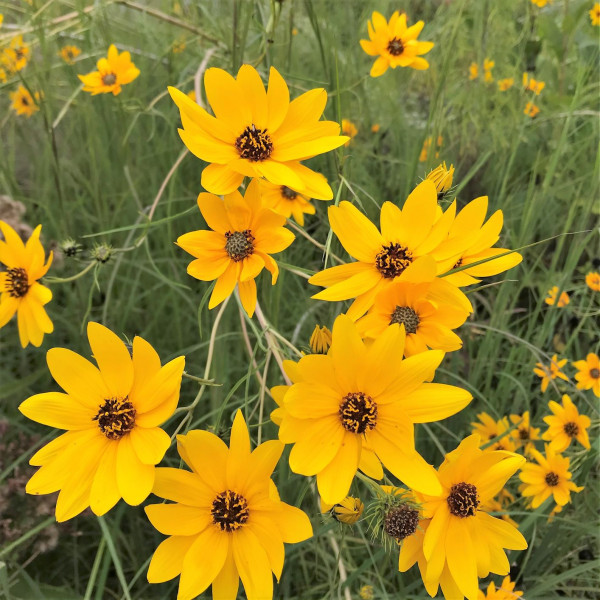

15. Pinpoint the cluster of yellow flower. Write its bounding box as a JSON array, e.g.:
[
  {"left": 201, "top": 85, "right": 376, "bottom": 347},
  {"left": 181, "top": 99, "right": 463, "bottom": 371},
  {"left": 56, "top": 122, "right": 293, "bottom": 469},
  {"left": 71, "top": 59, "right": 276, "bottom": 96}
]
[{"left": 534, "top": 352, "right": 600, "bottom": 397}]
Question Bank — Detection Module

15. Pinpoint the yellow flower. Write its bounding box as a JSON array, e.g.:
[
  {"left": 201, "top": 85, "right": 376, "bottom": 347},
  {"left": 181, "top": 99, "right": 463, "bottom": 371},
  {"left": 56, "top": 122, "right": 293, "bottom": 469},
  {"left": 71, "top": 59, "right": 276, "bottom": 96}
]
[
  {"left": 9, "top": 84, "right": 40, "bottom": 117},
  {"left": 480, "top": 494, "right": 519, "bottom": 530},
  {"left": 419, "top": 135, "right": 441, "bottom": 161},
  {"left": 360, "top": 11, "right": 434, "bottom": 77},
  {"left": 478, "top": 576, "right": 523, "bottom": 600},
  {"left": 371, "top": 123, "right": 380, "bottom": 133},
  {"left": 591, "top": 3, "right": 600, "bottom": 25},
  {"left": 78, "top": 44, "right": 140, "bottom": 96},
  {"left": 0, "top": 221, "right": 52, "bottom": 347},
  {"left": 542, "top": 394, "right": 591, "bottom": 451},
  {"left": 292, "top": 27, "right": 299, "bottom": 36},
  {"left": 172, "top": 39, "right": 186, "bottom": 53},
  {"left": 533, "top": 354, "right": 569, "bottom": 393},
  {"left": 341, "top": 119, "right": 358, "bottom": 146},
  {"left": 0, "top": 14, "right": 3, "bottom": 28},
  {"left": 441, "top": 195, "right": 523, "bottom": 287},
  {"left": 408, "top": 435, "right": 527, "bottom": 600},
  {"left": 585, "top": 271, "right": 600, "bottom": 291},
  {"left": 531, "top": 0, "right": 551, "bottom": 6},
  {"left": 145, "top": 410, "right": 312, "bottom": 600},
  {"left": 0, "top": 67, "right": 6, "bottom": 82},
  {"left": 309, "top": 180, "right": 461, "bottom": 319},
  {"left": 524, "top": 101, "right": 540, "bottom": 118},
  {"left": 320, "top": 496, "right": 364, "bottom": 524},
  {"left": 523, "top": 73, "right": 546, "bottom": 94},
  {"left": 468, "top": 62, "right": 479, "bottom": 80},
  {"left": 176, "top": 179, "right": 295, "bottom": 317},
  {"left": 274, "top": 314, "right": 472, "bottom": 504},
  {"left": 497, "top": 77, "right": 514, "bottom": 91},
  {"left": 309, "top": 324, "right": 332, "bottom": 354},
  {"left": 359, "top": 585, "right": 375, "bottom": 600},
  {"left": 2, "top": 35, "right": 30, "bottom": 72},
  {"left": 572, "top": 353, "right": 600, "bottom": 397},
  {"left": 59, "top": 45, "right": 81, "bottom": 64},
  {"left": 18, "top": 322, "right": 185, "bottom": 521},
  {"left": 426, "top": 162, "right": 454, "bottom": 196},
  {"left": 471, "top": 412, "right": 506, "bottom": 442},
  {"left": 168, "top": 64, "right": 347, "bottom": 198},
  {"left": 545, "top": 285, "right": 569, "bottom": 307},
  {"left": 258, "top": 180, "right": 316, "bottom": 226},
  {"left": 509, "top": 411, "right": 541, "bottom": 452},
  {"left": 483, "top": 58, "right": 494, "bottom": 82},
  {"left": 519, "top": 444, "right": 583, "bottom": 509},
  {"left": 355, "top": 275, "right": 472, "bottom": 356}
]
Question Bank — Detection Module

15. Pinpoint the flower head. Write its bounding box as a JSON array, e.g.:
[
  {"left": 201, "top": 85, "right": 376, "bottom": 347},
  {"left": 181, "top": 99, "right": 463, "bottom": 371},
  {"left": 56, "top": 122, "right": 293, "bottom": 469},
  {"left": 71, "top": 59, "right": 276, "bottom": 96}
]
[
  {"left": 426, "top": 162, "right": 455, "bottom": 197},
  {"left": 483, "top": 58, "right": 494, "bottom": 82},
  {"left": 545, "top": 285, "right": 569, "bottom": 307},
  {"left": 59, "top": 45, "right": 81, "bottom": 64},
  {"left": 497, "top": 78, "right": 514, "bottom": 91},
  {"left": 542, "top": 394, "right": 591, "bottom": 451},
  {"left": 9, "top": 84, "right": 40, "bottom": 117},
  {"left": 177, "top": 179, "right": 294, "bottom": 317},
  {"left": 258, "top": 180, "right": 317, "bottom": 226},
  {"left": 168, "top": 64, "right": 347, "bottom": 198},
  {"left": 321, "top": 495, "right": 364, "bottom": 524},
  {"left": 524, "top": 101, "right": 540, "bottom": 118},
  {"left": 273, "top": 314, "right": 472, "bottom": 505},
  {"left": 519, "top": 444, "right": 583, "bottom": 509},
  {"left": 523, "top": 73, "right": 545, "bottom": 95},
  {"left": 145, "top": 410, "right": 312, "bottom": 600},
  {"left": 1, "top": 35, "right": 29, "bottom": 72},
  {"left": 591, "top": 3, "right": 600, "bottom": 25},
  {"left": 0, "top": 221, "right": 53, "bottom": 347},
  {"left": 19, "top": 322, "right": 185, "bottom": 521},
  {"left": 585, "top": 271, "right": 600, "bottom": 291},
  {"left": 468, "top": 63, "right": 479, "bottom": 80},
  {"left": 478, "top": 576, "right": 523, "bottom": 600},
  {"left": 533, "top": 354, "right": 569, "bottom": 392},
  {"left": 531, "top": 0, "right": 551, "bottom": 6},
  {"left": 341, "top": 119, "right": 358, "bottom": 145},
  {"left": 371, "top": 123, "right": 380, "bottom": 133},
  {"left": 419, "top": 135, "right": 442, "bottom": 162},
  {"left": 360, "top": 11, "right": 434, "bottom": 77},
  {"left": 78, "top": 44, "right": 140, "bottom": 96},
  {"left": 309, "top": 324, "right": 332, "bottom": 354},
  {"left": 572, "top": 353, "right": 600, "bottom": 397},
  {"left": 509, "top": 411, "right": 541, "bottom": 453}
]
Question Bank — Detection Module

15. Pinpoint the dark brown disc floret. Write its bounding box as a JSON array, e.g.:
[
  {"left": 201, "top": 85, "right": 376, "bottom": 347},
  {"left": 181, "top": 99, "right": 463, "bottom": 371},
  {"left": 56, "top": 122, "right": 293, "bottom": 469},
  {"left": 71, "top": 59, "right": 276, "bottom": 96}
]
[
  {"left": 387, "top": 37, "right": 405, "bottom": 56},
  {"left": 280, "top": 186, "right": 298, "bottom": 200},
  {"left": 93, "top": 397, "right": 136, "bottom": 440},
  {"left": 235, "top": 125, "right": 273, "bottom": 161},
  {"left": 389, "top": 305, "right": 420, "bottom": 334},
  {"left": 225, "top": 230, "right": 255, "bottom": 262},
  {"left": 102, "top": 73, "right": 117, "bottom": 86},
  {"left": 211, "top": 490, "right": 250, "bottom": 532},
  {"left": 375, "top": 243, "right": 413, "bottom": 279},
  {"left": 339, "top": 392, "right": 377, "bottom": 434},
  {"left": 563, "top": 421, "right": 579, "bottom": 437},
  {"left": 5, "top": 267, "right": 30, "bottom": 298},
  {"left": 545, "top": 472, "right": 560, "bottom": 487},
  {"left": 384, "top": 505, "right": 420, "bottom": 541},
  {"left": 447, "top": 482, "right": 479, "bottom": 517}
]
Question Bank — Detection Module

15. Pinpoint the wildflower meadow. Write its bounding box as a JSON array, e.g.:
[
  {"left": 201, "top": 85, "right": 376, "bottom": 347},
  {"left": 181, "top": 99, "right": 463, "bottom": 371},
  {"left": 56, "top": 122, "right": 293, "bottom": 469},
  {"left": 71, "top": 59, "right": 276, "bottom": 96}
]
[{"left": 1, "top": 1, "right": 599, "bottom": 599}]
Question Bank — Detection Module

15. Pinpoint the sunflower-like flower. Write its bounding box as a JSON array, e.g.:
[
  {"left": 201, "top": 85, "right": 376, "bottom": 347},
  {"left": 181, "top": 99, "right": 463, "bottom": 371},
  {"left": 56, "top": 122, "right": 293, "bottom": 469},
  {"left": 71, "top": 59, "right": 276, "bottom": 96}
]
[
  {"left": 523, "top": 73, "right": 545, "bottom": 95},
  {"left": 1, "top": 35, "right": 29, "bottom": 72},
  {"left": 360, "top": 11, "right": 434, "bottom": 77},
  {"left": 468, "top": 63, "right": 479, "bottom": 80},
  {"left": 541, "top": 394, "right": 591, "bottom": 451},
  {"left": 273, "top": 314, "right": 472, "bottom": 504},
  {"left": 355, "top": 271, "right": 472, "bottom": 356},
  {"left": 586, "top": 271, "right": 600, "bottom": 291},
  {"left": 483, "top": 58, "right": 494, "bottom": 82},
  {"left": 341, "top": 119, "right": 358, "bottom": 145},
  {"left": 524, "top": 102, "right": 540, "bottom": 118},
  {"left": 176, "top": 179, "right": 294, "bottom": 317},
  {"left": 59, "top": 45, "right": 81, "bottom": 64},
  {"left": 497, "top": 78, "right": 514, "bottom": 91},
  {"left": 572, "top": 353, "right": 600, "bottom": 397},
  {"left": 0, "top": 221, "right": 52, "bottom": 347},
  {"left": 9, "top": 84, "right": 40, "bottom": 117},
  {"left": 309, "top": 324, "right": 332, "bottom": 354},
  {"left": 519, "top": 444, "right": 583, "bottom": 509},
  {"left": 259, "top": 180, "right": 317, "bottom": 226},
  {"left": 509, "top": 411, "right": 541, "bottom": 453},
  {"left": 309, "top": 180, "right": 461, "bottom": 319},
  {"left": 78, "top": 44, "right": 140, "bottom": 96},
  {"left": 413, "top": 435, "right": 527, "bottom": 600},
  {"left": 478, "top": 576, "right": 523, "bottom": 600},
  {"left": 591, "top": 3, "right": 600, "bottom": 25},
  {"left": 471, "top": 412, "right": 507, "bottom": 443},
  {"left": 320, "top": 496, "right": 364, "bottom": 525},
  {"left": 18, "top": 322, "right": 185, "bottom": 521},
  {"left": 145, "top": 410, "right": 312, "bottom": 600},
  {"left": 168, "top": 64, "right": 348, "bottom": 198},
  {"left": 545, "top": 285, "right": 569, "bottom": 307},
  {"left": 426, "top": 162, "right": 454, "bottom": 198},
  {"left": 441, "top": 196, "right": 522, "bottom": 287},
  {"left": 533, "top": 354, "right": 569, "bottom": 392}
]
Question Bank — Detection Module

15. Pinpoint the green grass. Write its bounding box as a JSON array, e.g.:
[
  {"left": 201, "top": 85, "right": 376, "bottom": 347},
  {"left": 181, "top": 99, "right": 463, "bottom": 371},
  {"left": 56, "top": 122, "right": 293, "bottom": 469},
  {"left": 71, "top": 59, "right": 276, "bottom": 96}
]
[{"left": 0, "top": 0, "right": 599, "bottom": 598}]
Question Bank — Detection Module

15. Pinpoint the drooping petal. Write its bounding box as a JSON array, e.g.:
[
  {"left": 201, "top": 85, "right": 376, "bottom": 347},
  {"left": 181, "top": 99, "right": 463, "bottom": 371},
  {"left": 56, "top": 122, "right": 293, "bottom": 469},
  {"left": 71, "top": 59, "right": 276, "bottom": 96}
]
[
  {"left": 147, "top": 535, "right": 197, "bottom": 584},
  {"left": 116, "top": 434, "right": 154, "bottom": 505}
]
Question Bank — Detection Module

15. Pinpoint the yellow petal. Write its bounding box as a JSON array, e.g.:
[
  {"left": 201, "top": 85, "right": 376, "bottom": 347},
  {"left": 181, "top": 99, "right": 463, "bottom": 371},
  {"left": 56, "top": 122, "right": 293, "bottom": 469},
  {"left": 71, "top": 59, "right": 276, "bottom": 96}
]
[
  {"left": 238, "top": 279, "right": 257, "bottom": 317},
  {"left": 19, "top": 391, "right": 95, "bottom": 430},
  {"left": 116, "top": 434, "right": 154, "bottom": 505},
  {"left": 153, "top": 467, "right": 215, "bottom": 506},
  {"left": 232, "top": 528, "right": 274, "bottom": 600},
  {"left": 266, "top": 66, "right": 289, "bottom": 132},
  {"left": 329, "top": 201, "right": 383, "bottom": 262},
  {"left": 145, "top": 503, "right": 212, "bottom": 536},
  {"left": 130, "top": 426, "right": 171, "bottom": 465},
  {"left": 89, "top": 441, "right": 121, "bottom": 516},
  {"left": 201, "top": 163, "right": 245, "bottom": 196},
  {"left": 147, "top": 535, "right": 196, "bottom": 584},
  {"left": 400, "top": 383, "right": 472, "bottom": 423},
  {"left": 177, "top": 429, "right": 228, "bottom": 491}
]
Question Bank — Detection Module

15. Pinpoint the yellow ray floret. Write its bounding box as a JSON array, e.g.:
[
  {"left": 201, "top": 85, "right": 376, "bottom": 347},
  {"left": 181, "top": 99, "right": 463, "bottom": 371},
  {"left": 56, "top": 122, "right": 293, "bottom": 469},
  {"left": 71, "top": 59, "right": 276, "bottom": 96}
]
[{"left": 78, "top": 44, "right": 140, "bottom": 96}]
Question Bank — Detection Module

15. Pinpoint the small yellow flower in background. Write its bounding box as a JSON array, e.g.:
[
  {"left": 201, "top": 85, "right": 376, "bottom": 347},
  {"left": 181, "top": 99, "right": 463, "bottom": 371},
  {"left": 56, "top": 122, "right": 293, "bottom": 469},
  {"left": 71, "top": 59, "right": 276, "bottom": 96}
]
[
  {"left": 0, "top": 67, "right": 6, "bottom": 82},
  {"left": 9, "top": 84, "right": 40, "bottom": 117},
  {"left": 468, "top": 62, "right": 479, "bottom": 80},
  {"left": 480, "top": 489, "right": 519, "bottom": 529},
  {"left": 59, "top": 45, "right": 81, "bottom": 64},
  {"left": 359, "top": 585, "right": 375, "bottom": 600},
  {"left": 0, "top": 14, "right": 3, "bottom": 28},
  {"left": 519, "top": 444, "right": 583, "bottom": 509},
  {"left": 510, "top": 411, "right": 541, "bottom": 452},
  {"left": 590, "top": 3, "right": 600, "bottom": 25},
  {"left": 371, "top": 123, "right": 380, "bottom": 133},
  {"left": 145, "top": 410, "right": 312, "bottom": 600},
  {"left": 1, "top": 35, "right": 30, "bottom": 72},
  {"left": 498, "top": 77, "right": 514, "bottom": 91},
  {"left": 545, "top": 285, "right": 570, "bottom": 307},
  {"left": 176, "top": 179, "right": 295, "bottom": 317},
  {"left": 419, "top": 135, "right": 442, "bottom": 161},
  {"left": 542, "top": 394, "right": 591, "bottom": 452},
  {"left": 531, "top": 0, "right": 551, "bottom": 6},
  {"left": 19, "top": 322, "right": 185, "bottom": 521},
  {"left": 168, "top": 64, "right": 347, "bottom": 199},
  {"left": 471, "top": 412, "right": 506, "bottom": 442},
  {"left": 172, "top": 38, "right": 186, "bottom": 53},
  {"left": 524, "top": 101, "right": 540, "bottom": 118},
  {"left": 0, "top": 221, "right": 53, "bottom": 347},
  {"left": 478, "top": 576, "right": 523, "bottom": 600},
  {"left": 425, "top": 161, "right": 454, "bottom": 196},
  {"left": 291, "top": 27, "right": 299, "bottom": 36},
  {"left": 309, "top": 324, "right": 332, "bottom": 354},
  {"left": 341, "top": 118, "right": 358, "bottom": 146},
  {"left": 483, "top": 58, "right": 494, "bottom": 82},
  {"left": 585, "top": 271, "right": 600, "bottom": 290},
  {"left": 320, "top": 496, "right": 364, "bottom": 524},
  {"left": 533, "top": 354, "right": 569, "bottom": 392},
  {"left": 572, "top": 353, "right": 600, "bottom": 397},
  {"left": 78, "top": 44, "right": 140, "bottom": 96},
  {"left": 360, "top": 11, "right": 434, "bottom": 77},
  {"left": 523, "top": 72, "right": 546, "bottom": 94},
  {"left": 259, "top": 180, "right": 316, "bottom": 226}
]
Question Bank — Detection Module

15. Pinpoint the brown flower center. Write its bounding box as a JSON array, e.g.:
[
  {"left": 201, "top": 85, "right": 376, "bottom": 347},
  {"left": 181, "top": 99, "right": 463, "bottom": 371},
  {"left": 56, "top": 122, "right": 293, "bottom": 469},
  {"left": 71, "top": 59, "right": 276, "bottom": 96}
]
[
  {"left": 235, "top": 125, "right": 273, "bottom": 161},
  {"left": 375, "top": 244, "right": 413, "bottom": 279},
  {"left": 545, "top": 472, "right": 560, "bottom": 487},
  {"left": 518, "top": 427, "right": 530, "bottom": 440},
  {"left": 224, "top": 230, "right": 255, "bottom": 262},
  {"left": 384, "top": 505, "right": 419, "bottom": 541},
  {"left": 102, "top": 73, "right": 117, "bottom": 86},
  {"left": 389, "top": 306, "right": 420, "bottom": 334},
  {"left": 447, "top": 482, "right": 479, "bottom": 517},
  {"left": 280, "top": 186, "right": 298, "bottom": 200},
  {"left": 21, "top": 96, "right": 29, "bottom": 106},
  {"left": 339, "top": 392, "right": 377, "bottom": 434},
  {"left": 563, "top": 421, "right": 579, "bottom": 437},
  {"left": 5, "top": 267, "right": 30, "bottom": 298},
  {"left": 211, "top": 490, "right": 249, "bottom": 532},
  {"left": 387, "top": 37, "right": 405, "bottom": 56},
  {"left": 93, "top": 397, "right": 136, "bottom": 440},
  {"left": 590, "top": 368, "right": 600, "bottom": 379}
]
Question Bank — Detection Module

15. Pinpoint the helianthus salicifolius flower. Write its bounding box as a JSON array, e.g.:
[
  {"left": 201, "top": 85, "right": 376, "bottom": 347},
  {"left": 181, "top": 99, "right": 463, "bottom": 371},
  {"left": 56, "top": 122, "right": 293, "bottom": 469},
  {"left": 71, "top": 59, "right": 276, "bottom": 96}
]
[
  {"left": 9, "top": 84, "right": 40, "bottom": 117},
  {"left": 572, "top": 353, "right": 600, "bottom": 397},
  {"left": 59, "top": 45, "right": 81, "bottom": 64},
  {"left": 542, "top": 394, "right": 591, "bottom": 451},
  {"left": 426, "top": 162, "right": 454, "bottom": 198},
  {"left": 168, "top": 64, "right": 348, "bottom": 198},
  {"left": 176, "top": 179, "right": 295, "bottom": 317},
  {"left": 320, "top": 496, "right": 364, "bottom": 524},
  {"left": 78, "top": 44, "right": 140, "bottom": 96},
  {"left": 145, "top": 410, "right": 312, "bottom": 600},
  {"left": 585, "top": 271, "right": 600, "bottom": 291},
  {"left": 360, "top": 11, "right": 434, "bottom": 77},
  {"left": 18, "top": 322, "right": 185, "bottom": 521},
  {"left": 0, "top": 220, "right": 53, "bottom": 347},
  {"left": 1, "top": 35, "right": 29, "bottom": 72},
  {"left": 509, "top": 411, "right": 541, "bottom": 453},
  {"left": 309, "top": 324, "right": 332, "bottom": 354},
  {"left": 478, "top": 576, "right": 523, "bottom": 600},
  {"left": 272, "top": 314, "right": 472, "bottom": 505},
  {"left": 591, "top": 3, "right": 600, "bottom": 25},
  {"left": 259, "top": 180, "right": 318, "bottom": 226},
  {"left": 545, "top": 285, "right": 569, "bottom": 307},
  {"left": 533, "top": 354, "right": 569, "bottom": 393}
]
